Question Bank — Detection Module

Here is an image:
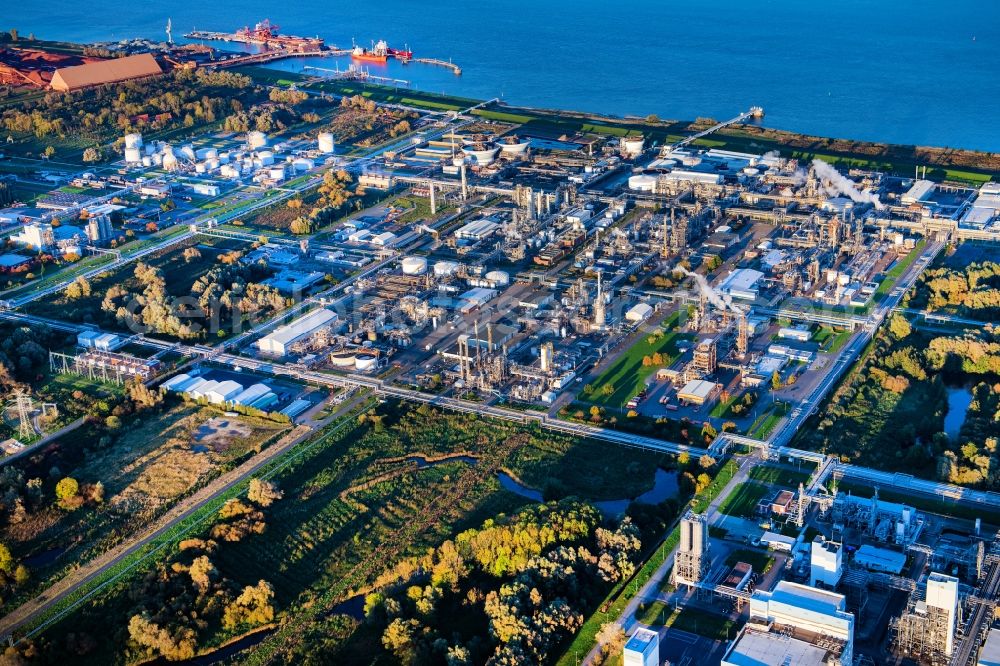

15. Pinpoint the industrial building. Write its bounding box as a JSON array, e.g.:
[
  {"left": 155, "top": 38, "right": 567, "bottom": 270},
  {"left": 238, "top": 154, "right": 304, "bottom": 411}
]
[
  {"left": 891, "top": 571, "right": 960, "bottom": 663},
  {"left": 161, "top": 373, "right": 279, "bottom": 411},
  {"left": 76, "top": 330, "right": 122, "bottom": 351},
  {"left": 256, "top": 308, "right": 339, "bottom": 356},
  {"left": 677, "top": 379, "right": 719, "bottom": 406},
  {"left": 623, "top": 628, "right": 659, "bottom": 666},
  {"left": 50, "top": 53, "right": 162, "bottom": 92},
  {"left": 853, "top": 544, "right": 907, "bottom": 575},
  {"left": 723, "top": 581, "right": 855, "bottom": 666},
  {"left": 809, "top": 537, "right": 843, "bottom": 589}
]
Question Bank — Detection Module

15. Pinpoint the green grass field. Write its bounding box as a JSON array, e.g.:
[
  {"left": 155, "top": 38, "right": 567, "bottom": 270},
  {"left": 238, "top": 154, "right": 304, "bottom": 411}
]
[
  {"left": 725, "top": 548, "right": 775, "bottom": 574},
  {"left": 748, "top": 464, "right": 813, "bottom": 488},
  {"left": 580, "top": 311, "right": 689, "bottom": 409},
  {"left": 718, "top": 482, "right": 769, "bottom": 518}
]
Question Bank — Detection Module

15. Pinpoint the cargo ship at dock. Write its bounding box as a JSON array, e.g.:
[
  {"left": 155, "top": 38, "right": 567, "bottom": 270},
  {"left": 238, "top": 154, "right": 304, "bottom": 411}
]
[
  {"left": 185, "top": 19, "right": 324, "bottom": 53},
  {"left": 351, "top": 39, "right": 413, "bottom": 64}
]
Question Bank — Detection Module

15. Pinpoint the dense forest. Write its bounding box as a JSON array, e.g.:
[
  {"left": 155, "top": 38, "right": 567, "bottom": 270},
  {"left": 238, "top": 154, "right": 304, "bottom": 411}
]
[
  {"left": 797, "top": 308, "right": 1000, "bottom": 488},
  {"left": 363, "top": 501, "right": 641, "bottom": 665}
]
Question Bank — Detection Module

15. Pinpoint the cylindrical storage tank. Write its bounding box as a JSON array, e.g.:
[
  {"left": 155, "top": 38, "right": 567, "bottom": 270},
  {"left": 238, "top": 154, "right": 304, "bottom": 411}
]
[
  {"left": 219, "top": 152, "right": 230, "bottom": 165},
  {"left": 452, "top": 156, "right": 466, "bottom": 167},
  {"left": 124, "top": 147, "right": 142, "bottom": 163},
  {"left": 204, "top": 148, "right": 218, "bottom": 160},
  {"left": 247, "top": 131, "right": 268, "bottom": 149},
  {"left": 318, "top": 132, "right": 335, "bottom": 154},
  {"left": 485, "top": 270, "right": 509, "bottom": 287},
  {"left": 329, "top": 352, "right": 356, "bottom": 368},
  {"left": 401, "top": 256, "right": 428, "bottom": 275},
  {"left": 434, "top": 260, "right": 459, "bottom": 277},
  {"left": 681, "top": 155, "right": 702, "bottom": 167},
  {"left": 178, "top": 145, "right": 196, "bottom": 161},
  {"left": 162, "top": 153, "right": 178, "bottom": 170},
  {"left": 355, "top": 355, "right": 377, "bottom": 372},
  {"left": 257, "top": 151, "right": 274, "bottom": 166},
  {"left": 743, "top": 167, "right": 760, "bottom": 177},
  {"left": 628, "top": 174, "right": 657, "bottom": 192},
  {"left": 680, "top": 518, "right": 692, "bottom": 551},
  {"left": 498, "top": 135, "right": 530, "bottom": 155},
  {"left": 141, "top": 156, "right": 152, "bottom": 167},
  {"left": 124, "top": 133, "right": 143, "bottom": 149},
  {"left": 152, "top": 153, "right": 163, "bottom": 166},
  {"left": 206, "top": 158, "right": 219, "bottom": 170},
  {"left": 691, "top": 518, "right": 704, "bottom": 555},
  {"left": 621, "top": 136, "right": 644, "bottom": 157}
]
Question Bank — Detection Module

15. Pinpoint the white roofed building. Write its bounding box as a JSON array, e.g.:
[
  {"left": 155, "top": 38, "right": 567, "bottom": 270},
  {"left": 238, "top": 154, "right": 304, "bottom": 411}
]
[{"left": 257, "top": 308, "right": 338, "bottom": 357}]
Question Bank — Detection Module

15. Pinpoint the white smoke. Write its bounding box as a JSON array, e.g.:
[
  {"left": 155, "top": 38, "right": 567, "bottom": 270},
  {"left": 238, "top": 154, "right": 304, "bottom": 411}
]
[
  {"left": 811, "top": 159, "right": 884, "bottom": 209},
  {"left": 675, "top": 266, "right": 737, "bottom": 312}
]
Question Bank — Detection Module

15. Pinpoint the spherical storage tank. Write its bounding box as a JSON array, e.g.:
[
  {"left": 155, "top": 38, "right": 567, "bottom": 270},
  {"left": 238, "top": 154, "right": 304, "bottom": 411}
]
[
  {"left": 318, "top": 132, "right": 335, "bottom": 154},
  {"left": 247, "top": 131, "right": 268, "bottom": 149},
  {"left": 401, "top": 256, "right": 428, "bottom": 275},
  {"left": 485, "top": 270, "right": 510, "bottom": 287}
]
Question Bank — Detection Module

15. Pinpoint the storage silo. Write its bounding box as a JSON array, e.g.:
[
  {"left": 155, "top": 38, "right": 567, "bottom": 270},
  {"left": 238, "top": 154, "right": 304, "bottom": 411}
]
[{"left": 401, "top": 256, "right": 428, "bottom": 275}]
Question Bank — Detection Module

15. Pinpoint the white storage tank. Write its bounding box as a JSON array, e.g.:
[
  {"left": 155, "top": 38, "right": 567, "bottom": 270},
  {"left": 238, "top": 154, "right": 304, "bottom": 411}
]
[
  {"left": 621, "top": 136, "right": 644, "bottom": 157},
  {"left": 177, "top": 145, "right": 195, "bottom": 161},
  {"left": 485, "top": 270, "right": 510, "bottom": 287},
  {"left": 628, "top": 174, "right": 657, "bottom": 192},
  {"left": 247, "top": 131, "right": 268, "bottom": 149},
  {"left": 355, "top": 355, "right": 378, "bottom": 372},
  {"left": 162, "top": 152, "right": 179, "bottom": 171},
  {"left": 257, "top": 151, "right": 275, "bottom": 166},
  {"left": 124, "top": 147, "right": 142, "bottom": 164},
  {"left": 195, "top": 163, "right": 207, "bottom": 174},
  {"left": 268, "top": 167, "right": 286, "bottom": 181},
  {"left": 141, "top": 156, "right": 152, "bottom": 167},
  {"left": 318, "top": 132, "right": 335, "bottom": 154},
  {"left": 434, "top": 260, "right": 460, "bottom": 277},
  {"left": 401, "top": 256, "right": 428, "bottom": 275}
]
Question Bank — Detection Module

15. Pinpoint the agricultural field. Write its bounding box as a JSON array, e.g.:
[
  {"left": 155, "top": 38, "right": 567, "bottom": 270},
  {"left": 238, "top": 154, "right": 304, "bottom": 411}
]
[
  {"left": 0, "top": 398, "right": 290, "bottom": 614},
  {"left": 25, "top": 400, "right": 682, "bottom": 665}
]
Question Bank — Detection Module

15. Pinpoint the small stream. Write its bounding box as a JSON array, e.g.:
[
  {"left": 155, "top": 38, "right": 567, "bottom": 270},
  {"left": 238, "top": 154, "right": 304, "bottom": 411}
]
[{"left": 944, "top": 386, "right": 974, "bottom": 441}]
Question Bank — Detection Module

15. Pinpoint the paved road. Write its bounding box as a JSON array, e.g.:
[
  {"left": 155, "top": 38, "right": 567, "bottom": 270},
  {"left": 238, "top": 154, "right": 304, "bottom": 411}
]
[
  {"left": 0, "top": 393, "right": 367, "bottom": 641},
  {"left": 583, "top": 455, "right": 756, "bottom": 665}
]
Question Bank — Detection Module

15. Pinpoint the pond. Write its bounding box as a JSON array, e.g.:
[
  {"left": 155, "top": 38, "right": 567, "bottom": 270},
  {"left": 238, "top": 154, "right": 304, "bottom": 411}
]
[
  {"left": 498, "top": 468, "right": 679, "bottom": 517},
  {"left": 944, "top": 386, "right": 974, "bottom": 441}
]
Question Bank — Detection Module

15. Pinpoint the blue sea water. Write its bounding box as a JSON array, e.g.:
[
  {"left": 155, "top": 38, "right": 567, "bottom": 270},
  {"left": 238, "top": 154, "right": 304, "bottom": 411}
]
[{"left": 7, "top": 1, "right": 1000, "bottom": 151}]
